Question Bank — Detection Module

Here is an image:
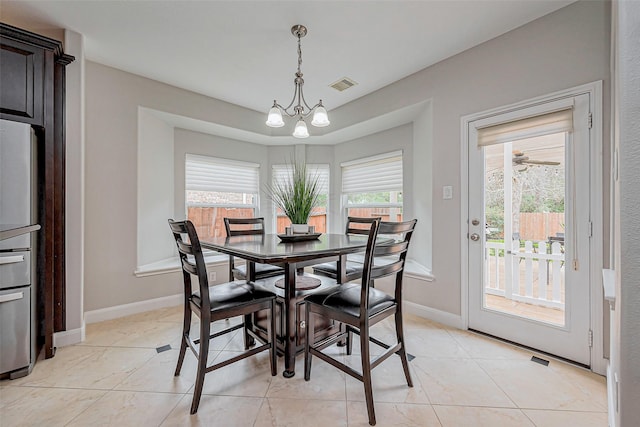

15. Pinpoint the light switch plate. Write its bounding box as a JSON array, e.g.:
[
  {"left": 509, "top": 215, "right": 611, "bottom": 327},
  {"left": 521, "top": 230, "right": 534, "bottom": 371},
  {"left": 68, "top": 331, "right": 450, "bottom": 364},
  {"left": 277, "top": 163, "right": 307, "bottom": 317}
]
[{"left": 443, "top": 185, "right": 453, "bottom": 200}]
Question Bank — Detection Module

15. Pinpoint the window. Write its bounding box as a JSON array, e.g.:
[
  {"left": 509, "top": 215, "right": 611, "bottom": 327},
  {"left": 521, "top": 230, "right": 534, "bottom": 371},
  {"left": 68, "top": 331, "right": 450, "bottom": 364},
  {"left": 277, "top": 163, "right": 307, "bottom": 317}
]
[
  {"left": 272, "top": 164, "right": 330, "bottom": 233},
  {"left": 185, "top": 154, "right": 259, "bottom": 240},
  {"left": 341, "top": 151, "right": 403, "bottom": 222}
]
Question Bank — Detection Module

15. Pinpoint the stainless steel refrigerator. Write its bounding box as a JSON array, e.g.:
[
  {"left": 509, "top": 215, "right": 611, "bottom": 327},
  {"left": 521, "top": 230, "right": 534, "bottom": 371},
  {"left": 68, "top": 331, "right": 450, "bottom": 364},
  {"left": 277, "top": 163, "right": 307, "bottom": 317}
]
[{"left": 0, "top": 119, "right": 39, "bottom": 379}]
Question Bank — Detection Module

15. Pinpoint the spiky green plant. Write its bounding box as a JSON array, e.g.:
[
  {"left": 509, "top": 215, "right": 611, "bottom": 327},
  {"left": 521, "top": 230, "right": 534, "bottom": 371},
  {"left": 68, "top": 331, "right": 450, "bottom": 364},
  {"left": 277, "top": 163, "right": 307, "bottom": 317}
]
[{"left": 266, "top": 161, "right": 321, "bottom": 225}]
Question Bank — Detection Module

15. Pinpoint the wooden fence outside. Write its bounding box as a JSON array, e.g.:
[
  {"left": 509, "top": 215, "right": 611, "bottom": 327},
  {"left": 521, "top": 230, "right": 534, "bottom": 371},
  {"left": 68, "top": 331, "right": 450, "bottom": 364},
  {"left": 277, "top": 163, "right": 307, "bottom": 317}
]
[
  {"left": 188, "top": 207, "right": 329, "bottom": 237},
  {"left": 188, "top": 207, "right": 255, "bottom": 240},
  {"left": 518, "top": 212, "right": 564, "bottom": 241},
  {"left": 276, "top": 213, "right": 326, "bottom": 234},
  {"left": 346, "top": 207, "right": 403, "bottom": 222}
]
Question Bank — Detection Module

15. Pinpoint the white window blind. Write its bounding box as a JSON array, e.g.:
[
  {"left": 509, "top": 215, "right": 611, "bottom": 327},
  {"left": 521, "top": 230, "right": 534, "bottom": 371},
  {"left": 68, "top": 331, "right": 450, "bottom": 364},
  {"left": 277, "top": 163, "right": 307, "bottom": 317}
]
[
  {"left": 185, "top": 154, "right": 259, "bottom": 193},
  {"left": 272, "top": 164, "right": 329, "bottom": 194},
  {"left": 477, "top": 108, "right": 573, "bottom": 147},
  {"left": 341, "top": 151, "right": 403, "bottom": 194}
]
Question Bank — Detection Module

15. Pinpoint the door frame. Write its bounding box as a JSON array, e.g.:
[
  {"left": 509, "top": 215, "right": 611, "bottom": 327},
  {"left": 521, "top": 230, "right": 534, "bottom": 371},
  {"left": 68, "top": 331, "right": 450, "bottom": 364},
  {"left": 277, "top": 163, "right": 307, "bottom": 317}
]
[{"left": 460, "top": 81, "right": 605, "bottom": 374}]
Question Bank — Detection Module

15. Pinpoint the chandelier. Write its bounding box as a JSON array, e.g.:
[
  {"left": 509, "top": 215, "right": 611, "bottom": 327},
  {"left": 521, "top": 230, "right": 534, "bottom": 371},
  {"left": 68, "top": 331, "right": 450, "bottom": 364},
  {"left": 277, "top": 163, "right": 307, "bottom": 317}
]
[{"left": 265, "top": 25, "right": 329, "bottom": 138}]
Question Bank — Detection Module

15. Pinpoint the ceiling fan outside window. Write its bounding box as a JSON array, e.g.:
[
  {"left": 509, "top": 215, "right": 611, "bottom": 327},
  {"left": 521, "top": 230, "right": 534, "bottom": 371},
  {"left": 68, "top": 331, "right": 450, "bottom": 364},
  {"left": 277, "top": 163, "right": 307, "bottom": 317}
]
[{"left": 512, "top": 150, "right": 560, "bottom": 171}]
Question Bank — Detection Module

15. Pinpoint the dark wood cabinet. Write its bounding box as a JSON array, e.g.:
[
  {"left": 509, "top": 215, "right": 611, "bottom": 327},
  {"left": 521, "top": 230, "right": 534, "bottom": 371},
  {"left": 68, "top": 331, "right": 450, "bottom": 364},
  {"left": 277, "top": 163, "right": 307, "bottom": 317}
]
[
  {"left": 252, "top": 275, "right": 341, "bottom": 356},
  {"left": 0, "top": 37, "right": 44, "bottom": 123},
  {"left": 1, "top": 23, "right": 73, "bottom": 359}
]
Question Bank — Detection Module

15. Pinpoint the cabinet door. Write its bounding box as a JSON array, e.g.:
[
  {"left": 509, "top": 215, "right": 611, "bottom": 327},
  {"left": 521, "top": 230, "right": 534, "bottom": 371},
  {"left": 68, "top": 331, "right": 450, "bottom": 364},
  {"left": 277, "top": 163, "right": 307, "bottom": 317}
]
[
  {"left": 295, "top": 301, "right": 339, "bottom": 348},
  {"left": 0, "top": 38, "right": 44, "bottom": 125}
]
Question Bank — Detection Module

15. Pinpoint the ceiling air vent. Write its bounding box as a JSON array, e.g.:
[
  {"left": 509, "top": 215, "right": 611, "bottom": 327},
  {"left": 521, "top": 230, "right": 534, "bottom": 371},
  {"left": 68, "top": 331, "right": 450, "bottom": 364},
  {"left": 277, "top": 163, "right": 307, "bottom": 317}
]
[{"left": 330, "top": 77, "right": 358, "bottom": 92}]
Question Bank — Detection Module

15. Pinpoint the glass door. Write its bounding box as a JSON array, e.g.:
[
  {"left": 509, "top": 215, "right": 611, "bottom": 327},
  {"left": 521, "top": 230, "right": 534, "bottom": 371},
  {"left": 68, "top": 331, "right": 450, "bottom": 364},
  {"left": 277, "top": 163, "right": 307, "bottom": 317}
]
[{"left": 468, "top": 94, "right": 591, "bottom": 366}]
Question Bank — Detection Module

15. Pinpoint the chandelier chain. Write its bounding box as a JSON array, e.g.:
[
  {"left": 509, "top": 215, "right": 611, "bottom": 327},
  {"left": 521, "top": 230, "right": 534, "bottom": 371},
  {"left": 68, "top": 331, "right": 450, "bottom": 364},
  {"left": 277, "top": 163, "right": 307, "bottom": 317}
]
[{"left": 297, "top": 33, "right": 303, "bottom": 75}]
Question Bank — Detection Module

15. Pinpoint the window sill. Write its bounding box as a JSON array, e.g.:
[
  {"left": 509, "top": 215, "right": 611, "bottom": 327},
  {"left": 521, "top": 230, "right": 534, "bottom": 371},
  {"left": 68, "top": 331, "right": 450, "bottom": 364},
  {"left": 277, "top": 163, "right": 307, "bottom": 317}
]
[
  {"left": 134, "top": 253, "right": 229, "bottom": 277},
  {"left": 404, "top": 260, "right": 435, "bottom": 282},
  {"left": 346, "top": 254, "right": 434, "bottom": 282}
]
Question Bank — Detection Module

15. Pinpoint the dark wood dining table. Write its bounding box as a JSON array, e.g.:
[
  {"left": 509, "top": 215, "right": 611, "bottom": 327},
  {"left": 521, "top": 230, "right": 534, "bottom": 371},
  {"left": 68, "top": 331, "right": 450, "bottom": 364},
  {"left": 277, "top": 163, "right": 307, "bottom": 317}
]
[{"left": 200, "top": 233, "right": 371, "bottom": 378}]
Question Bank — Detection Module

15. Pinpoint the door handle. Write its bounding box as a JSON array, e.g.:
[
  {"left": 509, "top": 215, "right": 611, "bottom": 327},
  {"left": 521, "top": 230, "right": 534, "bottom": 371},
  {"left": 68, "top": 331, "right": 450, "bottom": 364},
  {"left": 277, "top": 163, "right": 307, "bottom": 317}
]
[
  {"left": 0, "top": 291, "right": 24, "bottom": 303},
  {"left": 0, "top": 255, "right": 25, "bottom": 265},
  {"left": 470, "top": 233, "right": 480, "bottom": 241}
]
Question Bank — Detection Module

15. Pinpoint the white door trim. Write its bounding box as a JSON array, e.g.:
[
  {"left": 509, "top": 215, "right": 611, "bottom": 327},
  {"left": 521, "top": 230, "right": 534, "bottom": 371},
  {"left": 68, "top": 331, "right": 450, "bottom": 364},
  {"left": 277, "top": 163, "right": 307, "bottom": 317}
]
[{"left": 460, "top": 81, "right": 605, "bottom": 374}]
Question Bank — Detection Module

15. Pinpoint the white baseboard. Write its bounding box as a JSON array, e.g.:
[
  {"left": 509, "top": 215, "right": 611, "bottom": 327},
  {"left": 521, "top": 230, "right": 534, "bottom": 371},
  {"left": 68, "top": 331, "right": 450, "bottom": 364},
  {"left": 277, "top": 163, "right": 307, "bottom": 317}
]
[
  {"left": 404, "top": 300, "right": 464, "bottom": 329},
  {"left": 607, "top": 363, "right": 616, "bottom": 427},
  {"left": 84, "top": 293, "right": 183, "bottom": 324},
  {"left": 53, "top": 323, "right": 85, "bottom": 347}
]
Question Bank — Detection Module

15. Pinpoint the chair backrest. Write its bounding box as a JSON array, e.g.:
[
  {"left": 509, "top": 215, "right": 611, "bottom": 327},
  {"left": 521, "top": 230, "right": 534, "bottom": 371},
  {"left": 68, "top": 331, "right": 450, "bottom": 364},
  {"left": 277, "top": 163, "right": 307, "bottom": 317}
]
[
  {"left": 224, "top": 217, "right": 266, "bottom": 237},
  {"left": 355, "top": 218, "right": 382, "bottom": 295},
  {"left": 360, "top": 219, "right": 417, "bottom": 315},
  {"left": 371, "top": 219, "right": 417, "bottom": 276},
  {"left": 168, "top": 219, "right": 211, "bottom": 310},
  {"left": 345, "top": 216, "right": 382, "bottom": 236}
]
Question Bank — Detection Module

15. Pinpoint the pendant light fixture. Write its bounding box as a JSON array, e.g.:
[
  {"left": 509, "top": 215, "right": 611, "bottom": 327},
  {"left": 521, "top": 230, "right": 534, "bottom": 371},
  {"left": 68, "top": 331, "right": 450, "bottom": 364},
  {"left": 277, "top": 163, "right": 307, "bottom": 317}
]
[{"left": 266, "top": 25, "right": 329, "bottom": 138}]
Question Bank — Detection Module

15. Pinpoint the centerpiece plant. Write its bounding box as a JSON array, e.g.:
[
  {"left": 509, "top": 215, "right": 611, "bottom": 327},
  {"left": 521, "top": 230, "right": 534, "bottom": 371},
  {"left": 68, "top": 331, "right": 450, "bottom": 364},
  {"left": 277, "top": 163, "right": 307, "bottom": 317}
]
[{"left": 266, "top": 160, "right": 321, "bottom": 227}]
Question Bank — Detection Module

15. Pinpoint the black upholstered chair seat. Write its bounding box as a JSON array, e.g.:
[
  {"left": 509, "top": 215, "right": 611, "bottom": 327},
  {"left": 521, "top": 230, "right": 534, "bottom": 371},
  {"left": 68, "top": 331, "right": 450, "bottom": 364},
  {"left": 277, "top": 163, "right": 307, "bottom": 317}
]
[
  {"left": 232, "top": 263, "right": 284, "bottom": 280},
  {"left": 311, "top": 261, "right": 362, "bottom": 279},
  {"left": 305, "top": 283, "right": 395, "bottom": 318},
  {"left": 192, "top": 281, "right": 275, "bottom": 310}
]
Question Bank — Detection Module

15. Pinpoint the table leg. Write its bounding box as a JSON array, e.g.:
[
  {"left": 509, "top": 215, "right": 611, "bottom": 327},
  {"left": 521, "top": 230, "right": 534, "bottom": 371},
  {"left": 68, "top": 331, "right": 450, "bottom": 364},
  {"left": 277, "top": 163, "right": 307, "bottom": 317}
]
[
  {"left": 247, "top": 261, "right": 257, "bottom": 281},
  {"left": 283, "top": 262, "right": 297, "bottom": 378},
  {"left": 245, "top": 261, "right": 256, "bottom": 347},
  {"left": 337, "top": 254, "right": 347, "bottom": 284},
  {"left": 336, "top": 254, "right": 348, "bottom": 347}
]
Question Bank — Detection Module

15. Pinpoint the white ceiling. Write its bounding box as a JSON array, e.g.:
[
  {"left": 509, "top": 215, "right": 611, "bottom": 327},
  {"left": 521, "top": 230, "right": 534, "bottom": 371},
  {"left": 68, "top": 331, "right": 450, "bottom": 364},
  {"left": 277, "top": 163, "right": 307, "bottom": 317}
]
[{"left": 4, "top": 0, "right": 574, "bottom": 117}]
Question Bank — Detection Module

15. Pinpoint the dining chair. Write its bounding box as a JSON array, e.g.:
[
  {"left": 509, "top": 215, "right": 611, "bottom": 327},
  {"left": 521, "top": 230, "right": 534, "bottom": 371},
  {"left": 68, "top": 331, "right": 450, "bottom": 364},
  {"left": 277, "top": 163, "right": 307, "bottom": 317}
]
[
  {"left": 223, "top": 217, "right": 285, "bottom": 281},
  {"left": 304, "top": 218, "right": 417, "bottom": 426},
  {"left": 168, "top": 219, "right": 277, "bottom": 414},
  {"left": 311, "top": 216, "right": 381, "bottom": 282}
]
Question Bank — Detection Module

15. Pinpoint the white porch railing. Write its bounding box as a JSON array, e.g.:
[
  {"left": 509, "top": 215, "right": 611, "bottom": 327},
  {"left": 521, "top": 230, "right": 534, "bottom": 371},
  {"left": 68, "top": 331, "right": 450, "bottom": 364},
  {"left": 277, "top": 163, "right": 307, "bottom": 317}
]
[{"left": 485, "top": 239, "right": 564, "bottom": 309}]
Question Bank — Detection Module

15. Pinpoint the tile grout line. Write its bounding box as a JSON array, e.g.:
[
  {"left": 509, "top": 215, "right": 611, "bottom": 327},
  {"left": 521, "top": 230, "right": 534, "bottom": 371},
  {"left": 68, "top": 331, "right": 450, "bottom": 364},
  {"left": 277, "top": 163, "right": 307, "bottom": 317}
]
[
  {"left": 157, "top": 391, "right": 189, "bottom": 427},
  {"left": 61, "top": 387, "right": 110, "bottom": 426},
  {"left": 473, "top": 356, "right": 521, "bottom": 410},
  {"left": 251, "top": 396, "right": 267, "bottom": 427}
]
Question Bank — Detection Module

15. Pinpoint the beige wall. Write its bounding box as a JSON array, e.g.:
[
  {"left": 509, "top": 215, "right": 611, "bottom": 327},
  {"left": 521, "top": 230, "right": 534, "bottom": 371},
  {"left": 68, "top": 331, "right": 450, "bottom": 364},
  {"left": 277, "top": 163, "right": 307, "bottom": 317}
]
[{"left": 137, "top": 109, "right": 175, "bottom": 266}]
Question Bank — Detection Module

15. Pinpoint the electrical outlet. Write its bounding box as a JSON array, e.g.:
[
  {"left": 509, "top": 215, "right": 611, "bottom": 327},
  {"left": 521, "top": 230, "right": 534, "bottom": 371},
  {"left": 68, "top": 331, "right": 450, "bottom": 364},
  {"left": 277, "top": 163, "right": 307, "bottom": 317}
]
[{"left": 209, "top": 272, "right": 217, "bottom": 282}]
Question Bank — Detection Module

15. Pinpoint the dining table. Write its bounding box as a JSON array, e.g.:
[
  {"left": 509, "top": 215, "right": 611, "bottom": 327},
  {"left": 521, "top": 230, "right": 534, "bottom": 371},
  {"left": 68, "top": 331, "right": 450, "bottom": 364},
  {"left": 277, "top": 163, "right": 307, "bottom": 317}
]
[{"left": 199, "top": 232, "right": 371, "bottom": 378}]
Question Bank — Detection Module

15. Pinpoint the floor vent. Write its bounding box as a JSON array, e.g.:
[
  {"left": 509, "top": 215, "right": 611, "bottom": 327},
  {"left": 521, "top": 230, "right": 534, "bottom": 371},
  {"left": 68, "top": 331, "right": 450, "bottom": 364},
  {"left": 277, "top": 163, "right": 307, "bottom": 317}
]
[
  {"left": 156, "top": 344, "right": 171, "bottom": 353},
  {"left": 531, "top": 355, "right": 550, "bottom": 366},
  {"left": 330, "top": 77, "right": 358, "bottom": 92}
]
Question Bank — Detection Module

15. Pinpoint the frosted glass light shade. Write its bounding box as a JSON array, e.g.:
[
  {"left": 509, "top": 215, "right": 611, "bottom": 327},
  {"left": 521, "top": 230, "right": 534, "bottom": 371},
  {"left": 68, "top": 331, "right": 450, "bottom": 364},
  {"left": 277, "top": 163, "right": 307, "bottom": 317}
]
[
  {"left": 311, "top": 106, "right": 330, "bottom": 127},
  {"left": 266, "top": 107, "right": 285, "bottom": 127},
  {"left": 292, "top": 119, "right": 309, "bottom": 138}
]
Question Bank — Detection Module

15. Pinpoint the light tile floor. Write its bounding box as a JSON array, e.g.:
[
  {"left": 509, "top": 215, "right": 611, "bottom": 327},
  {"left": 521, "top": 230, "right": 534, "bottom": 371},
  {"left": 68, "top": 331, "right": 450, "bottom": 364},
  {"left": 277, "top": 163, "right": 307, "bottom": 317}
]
[{"left": 0, "top": 306, "right": 608, "bottom": 426}]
